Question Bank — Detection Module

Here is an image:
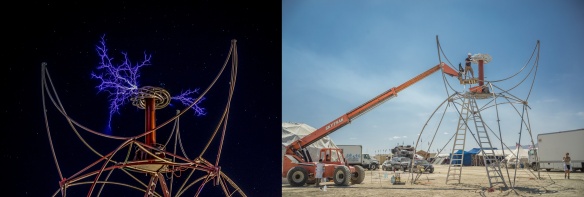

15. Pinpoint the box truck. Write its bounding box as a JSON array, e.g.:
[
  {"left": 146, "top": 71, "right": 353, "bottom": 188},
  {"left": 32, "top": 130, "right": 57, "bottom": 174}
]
[{"left": 338, "top": 145, "right": 379, "bottom": 170}]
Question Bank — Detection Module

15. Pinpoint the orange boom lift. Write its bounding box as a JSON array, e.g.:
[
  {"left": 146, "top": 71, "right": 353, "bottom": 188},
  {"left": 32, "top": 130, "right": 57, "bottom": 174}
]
[{"left": 283, "top": 62, "right": 460, "bottom": 186}]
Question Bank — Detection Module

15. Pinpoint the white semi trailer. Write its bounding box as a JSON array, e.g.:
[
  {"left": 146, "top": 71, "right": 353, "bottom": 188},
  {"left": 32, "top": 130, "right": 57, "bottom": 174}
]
[{"left": 529, "top": 128, "right": 584, "bottom": 172}]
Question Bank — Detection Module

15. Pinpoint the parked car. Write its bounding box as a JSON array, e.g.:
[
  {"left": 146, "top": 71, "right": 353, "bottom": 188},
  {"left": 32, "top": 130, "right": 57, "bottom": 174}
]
[
  {"left": 389, "top": 157, "right": 411, "bottom": 171},
  {"left": 381, "top": 160, "right": 392, "bottom": 171},
  {"left": 412, "top": 159, "right": 434, "bottom": 173}
]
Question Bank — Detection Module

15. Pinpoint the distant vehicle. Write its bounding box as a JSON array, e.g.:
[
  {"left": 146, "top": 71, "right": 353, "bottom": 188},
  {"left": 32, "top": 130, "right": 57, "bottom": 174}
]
[
  {"left": 412, "top": 159, "right": 434, "bottom": 173},
  {"left": 338, "top": 145, "right": 379, "bottom": 170},
  {"left": 391, "top": 145, "right": 415, "bottom": 159},
  {"left": 389, "top": 157, "right": 411, "bottom": 171},
  {"left": 381, "top": 160, "right": 392, "bottom": 171}
]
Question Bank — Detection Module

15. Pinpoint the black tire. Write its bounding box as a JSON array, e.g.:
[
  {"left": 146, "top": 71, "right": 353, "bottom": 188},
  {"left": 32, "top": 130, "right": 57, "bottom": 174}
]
[
  {"left": 546, "top": 169, "right": 551, "bottom": 172},
  {"left": 351, "top": 165, "right": 366, "bottom": 184},
  {"left": 287, "top": 166, "right": 308, "bottom": 187},
  {"left": 531, "top": 163, "right": 539, "bottom": 171},
  {"left": 429, "top": 168, "right": 434, "bottom": 173},
  {"left": 333, "top": 166, "right": 351, "bottom": 186},
  {"left": 369, "top": 163, "right": 378, "bottom": 170}
]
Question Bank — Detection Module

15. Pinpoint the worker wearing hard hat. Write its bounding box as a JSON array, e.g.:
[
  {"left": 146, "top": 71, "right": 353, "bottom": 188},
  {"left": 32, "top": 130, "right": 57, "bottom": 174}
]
[{"left": 465, "top": 53, "right": 475, "bottom": 79}]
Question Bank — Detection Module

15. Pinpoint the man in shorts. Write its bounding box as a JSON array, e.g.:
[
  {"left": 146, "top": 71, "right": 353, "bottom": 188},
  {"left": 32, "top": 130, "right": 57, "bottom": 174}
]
[{"left": 563, "top": 152, "right": 571, "bottom": 179}]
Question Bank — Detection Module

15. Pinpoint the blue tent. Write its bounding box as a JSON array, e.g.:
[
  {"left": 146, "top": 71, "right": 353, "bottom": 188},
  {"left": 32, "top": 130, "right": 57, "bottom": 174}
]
[
  {"left": 467, "top": 148, "right": 481, "bottom": 154},
  {"left": 467, "top": 147, "right": 497, "bottom": 154},
  {"left": 449, "top": 150, "right": 472, "bottom": 166},
  {"left": 465, "top": 148, "right": 500, "bottom": 166}
]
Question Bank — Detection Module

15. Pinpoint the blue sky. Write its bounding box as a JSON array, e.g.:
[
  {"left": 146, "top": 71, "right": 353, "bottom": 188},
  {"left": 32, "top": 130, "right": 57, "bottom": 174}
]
[{"left": 282, "top": 0, "right": 584, "bottom": 156}]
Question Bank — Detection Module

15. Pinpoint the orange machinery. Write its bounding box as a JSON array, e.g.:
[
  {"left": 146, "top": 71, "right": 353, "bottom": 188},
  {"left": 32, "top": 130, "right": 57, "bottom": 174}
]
[{"left": 283, "top": 62, "right": 460, "bottom": 187}]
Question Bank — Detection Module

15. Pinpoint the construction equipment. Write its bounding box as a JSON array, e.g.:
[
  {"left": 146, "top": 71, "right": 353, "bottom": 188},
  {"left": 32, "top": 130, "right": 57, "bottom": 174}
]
[{"left": 283, "top": 62, "right": 460, "bottom": 187}]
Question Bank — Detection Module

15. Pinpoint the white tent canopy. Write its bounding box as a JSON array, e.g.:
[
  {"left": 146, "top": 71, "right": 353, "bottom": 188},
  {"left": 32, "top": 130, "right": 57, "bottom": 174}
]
[
  {"left": 478, "top": 149, "right": 507, "bottom": 156},
  {"left": 505, "top": 145, "right": 529, "bottom": 163},
  {"left": 436, "top": 153, "right": 450, "bottom": 158}
]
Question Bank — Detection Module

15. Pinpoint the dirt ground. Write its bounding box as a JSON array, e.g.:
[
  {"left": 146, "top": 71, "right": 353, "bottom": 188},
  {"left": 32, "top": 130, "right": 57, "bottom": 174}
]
[{"left": 282, "top": 165, "right": 584, "bottom": 197}]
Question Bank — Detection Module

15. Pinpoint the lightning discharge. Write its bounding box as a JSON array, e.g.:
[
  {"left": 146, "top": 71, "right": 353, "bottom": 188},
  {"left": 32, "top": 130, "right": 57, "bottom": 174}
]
[{"left": 91, "top": 35, "right": 206, "bottom": 132}]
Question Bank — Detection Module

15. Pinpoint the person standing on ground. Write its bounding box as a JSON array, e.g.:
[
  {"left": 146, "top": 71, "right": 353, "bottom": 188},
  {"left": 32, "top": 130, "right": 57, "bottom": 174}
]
[
  {"left": 315, "top": 159, "right": 325, "bottom": 188},
  {"left": 465, "top": 53, "right": 475, "bottom": 79},
  {"left": 563, "top": 152, "right": 571, "bottom": 179}
]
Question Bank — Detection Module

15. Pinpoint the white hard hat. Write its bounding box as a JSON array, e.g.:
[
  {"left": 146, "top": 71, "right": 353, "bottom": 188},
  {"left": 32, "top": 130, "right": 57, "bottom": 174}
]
[{"left": 468, "top": 53, "right": 472, "bottom": 56}]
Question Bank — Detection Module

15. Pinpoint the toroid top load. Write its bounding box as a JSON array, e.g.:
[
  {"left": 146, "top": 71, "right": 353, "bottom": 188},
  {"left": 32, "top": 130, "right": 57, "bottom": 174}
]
[{"left": 470, "top": 53, "right": 492, "bottom": 64}]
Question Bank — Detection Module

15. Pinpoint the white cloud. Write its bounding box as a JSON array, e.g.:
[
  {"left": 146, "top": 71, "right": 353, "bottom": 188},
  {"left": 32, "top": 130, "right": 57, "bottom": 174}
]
[
  {"left": 392, "top": 136, "right": 401, "bottom": 139},
  {"left": 402, "top": 136, "right": 407, "bottom": 138},
  {"left": 577, "top": 112, "right": 584, "bottom": 120},
  {"left": 443, "top": 132, "right": 449, "bottom": 135},
  {"left": 350, "top": 137, "right": 357, "bottom": 140}
]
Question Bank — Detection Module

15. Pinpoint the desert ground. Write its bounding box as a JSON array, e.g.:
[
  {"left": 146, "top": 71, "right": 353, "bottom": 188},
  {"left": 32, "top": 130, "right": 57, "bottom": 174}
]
[{"left": 282, "top": 165, "right": 584, "bottom": 197}]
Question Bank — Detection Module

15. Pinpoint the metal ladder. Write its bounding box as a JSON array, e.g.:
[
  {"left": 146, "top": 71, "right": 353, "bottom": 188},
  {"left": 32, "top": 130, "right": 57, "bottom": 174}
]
[
  {"left": 469, "top": 97, "right": 507, "bottom": 188},
  {"left": 446, "top": 97, "right": 471, "bottom": 184}
]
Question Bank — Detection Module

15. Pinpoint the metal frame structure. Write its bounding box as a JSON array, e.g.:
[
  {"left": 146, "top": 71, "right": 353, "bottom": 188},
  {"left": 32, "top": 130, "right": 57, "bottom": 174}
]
[
  {"left": 41, "top": 40, "right": 246, "bottom": 197},
  {"left": 410, "top": 36, "right": 541, "bottom": 190}
]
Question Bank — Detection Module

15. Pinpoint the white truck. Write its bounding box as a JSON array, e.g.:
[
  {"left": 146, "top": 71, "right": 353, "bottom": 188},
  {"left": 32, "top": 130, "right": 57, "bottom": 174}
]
[
  {"left": 337, "top": 145, "right": 379, "bottom": 170},
  {"left": 529, "top": 128, "right": 584, "bottom": 172}
]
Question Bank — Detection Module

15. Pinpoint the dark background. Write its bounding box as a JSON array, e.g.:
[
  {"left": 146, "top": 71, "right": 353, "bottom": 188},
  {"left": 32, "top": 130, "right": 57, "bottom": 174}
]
[{"left": 3, "top": 1, "right": 281, "bottom": 196}]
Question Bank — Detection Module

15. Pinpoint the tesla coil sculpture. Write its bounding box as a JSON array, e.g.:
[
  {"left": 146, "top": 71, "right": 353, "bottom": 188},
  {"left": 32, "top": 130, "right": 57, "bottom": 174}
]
[
  {"left": 408, "top": 36, "right": 541, "bottom": 191},
  {"left": 41, "top": 37, "right": 245, "bottom": 196}
]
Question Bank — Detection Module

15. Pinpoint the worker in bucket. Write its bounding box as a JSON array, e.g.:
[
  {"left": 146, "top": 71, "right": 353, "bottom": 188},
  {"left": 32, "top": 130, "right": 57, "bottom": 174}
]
[
  {"left": 465, "top": 53, "right": 475, "bottom": 79},
  {"left": 563, "top": 152, "right": 571, "bottom": 179},
  {"left": 316, "top": 159, "right": 325, "bottom": 187}
]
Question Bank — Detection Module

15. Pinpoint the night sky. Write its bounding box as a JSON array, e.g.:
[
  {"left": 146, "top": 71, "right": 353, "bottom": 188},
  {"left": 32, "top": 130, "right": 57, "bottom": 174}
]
[{"left": 4, "top": 1, "right": 281, "bottom": 196}]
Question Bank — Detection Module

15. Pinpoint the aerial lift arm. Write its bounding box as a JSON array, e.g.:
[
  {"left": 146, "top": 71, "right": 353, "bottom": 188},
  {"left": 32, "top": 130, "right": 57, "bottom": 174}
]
[{"left": 285, "top": 63, "right": 459, "bottom": 157}]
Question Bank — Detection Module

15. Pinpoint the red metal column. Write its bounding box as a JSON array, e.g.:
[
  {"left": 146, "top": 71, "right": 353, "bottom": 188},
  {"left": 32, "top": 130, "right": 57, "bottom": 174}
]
[
  {"left": 478, "top": 59, "right": 484, "bottom": 87},
  {"left": 145, "top": 98, "right": 156, "bottom": 146}
]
